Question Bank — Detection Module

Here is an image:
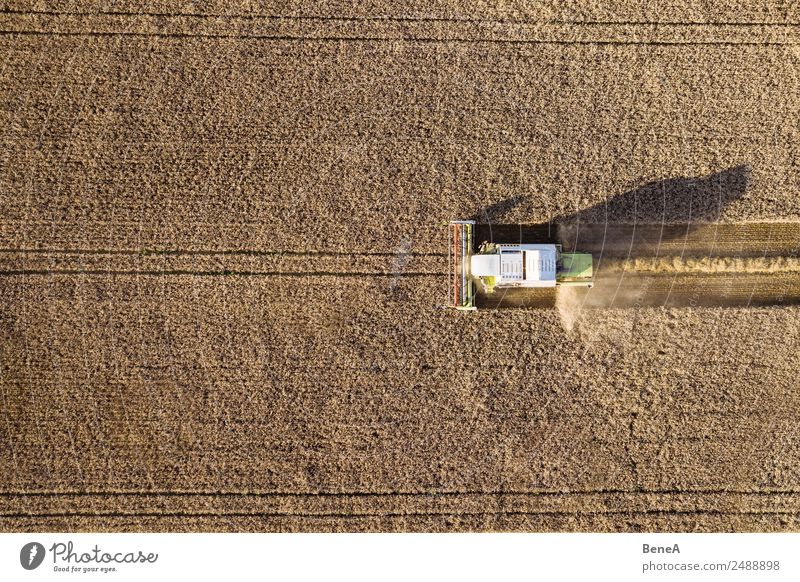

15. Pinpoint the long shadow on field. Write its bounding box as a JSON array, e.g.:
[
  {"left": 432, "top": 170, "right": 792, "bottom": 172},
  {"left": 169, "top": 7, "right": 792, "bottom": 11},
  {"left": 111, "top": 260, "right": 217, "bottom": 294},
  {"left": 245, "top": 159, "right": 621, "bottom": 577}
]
[
  {"left": 471, "top": 165, "right": 800, "bottom": 308},
  {"left": 558, "top": 164, "right": 750, "bottom": 224},
  {"left": 556, "top": 164, "right": 751, "bottom": 258},
  {"left": 474, "top": 165, "right": 750, "bottom": 248}
]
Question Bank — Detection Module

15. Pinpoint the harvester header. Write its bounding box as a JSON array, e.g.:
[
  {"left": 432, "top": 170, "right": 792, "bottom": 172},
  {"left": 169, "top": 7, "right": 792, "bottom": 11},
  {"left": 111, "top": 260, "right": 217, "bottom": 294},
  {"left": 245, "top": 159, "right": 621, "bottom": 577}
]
[{"left": 448, "top": 220, "right": 478, "bottom": 310}]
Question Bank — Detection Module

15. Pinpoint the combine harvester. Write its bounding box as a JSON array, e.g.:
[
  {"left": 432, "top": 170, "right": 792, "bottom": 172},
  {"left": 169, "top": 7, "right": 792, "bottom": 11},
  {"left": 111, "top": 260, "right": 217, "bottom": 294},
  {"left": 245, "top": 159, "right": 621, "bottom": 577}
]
[{"left": 448, "top": 220, "right": 594, "bottom": 310}]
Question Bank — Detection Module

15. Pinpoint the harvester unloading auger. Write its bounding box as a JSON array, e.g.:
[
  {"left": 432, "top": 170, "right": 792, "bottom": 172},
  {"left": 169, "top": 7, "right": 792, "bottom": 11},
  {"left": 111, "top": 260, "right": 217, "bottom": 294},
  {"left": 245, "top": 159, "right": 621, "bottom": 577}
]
[{"left": 447, "top": 220, "right": 594, "bottom": 310}]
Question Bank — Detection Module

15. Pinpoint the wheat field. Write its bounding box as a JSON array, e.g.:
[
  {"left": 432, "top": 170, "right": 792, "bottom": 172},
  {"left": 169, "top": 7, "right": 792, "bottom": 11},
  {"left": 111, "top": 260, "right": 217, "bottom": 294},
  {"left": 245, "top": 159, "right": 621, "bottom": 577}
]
[{"left": 1, "top": 2, "right": 799, "bottom": 531}]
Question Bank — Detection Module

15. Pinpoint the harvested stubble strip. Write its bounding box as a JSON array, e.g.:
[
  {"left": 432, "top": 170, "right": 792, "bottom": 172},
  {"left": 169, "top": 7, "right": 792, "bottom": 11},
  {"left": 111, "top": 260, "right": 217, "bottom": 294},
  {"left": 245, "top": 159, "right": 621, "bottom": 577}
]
[{"left": 601, "top": 256, "right": 800, "bottom": 274}]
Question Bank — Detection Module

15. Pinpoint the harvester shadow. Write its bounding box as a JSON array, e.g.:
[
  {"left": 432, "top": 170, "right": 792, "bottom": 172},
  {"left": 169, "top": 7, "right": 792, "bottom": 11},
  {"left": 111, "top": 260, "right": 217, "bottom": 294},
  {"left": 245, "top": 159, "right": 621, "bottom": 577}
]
[
  {"left": 554, "top": 164, "right": 751, "bottom": 258},
  {"left": 474, "top": 165, "right": 750, "bottom": 251},
  {"left": 470, "top": 165, "right": 800, "bottom": 308},
  {"left": 557, "top": 164, "right": 750, "bottom": 225}
]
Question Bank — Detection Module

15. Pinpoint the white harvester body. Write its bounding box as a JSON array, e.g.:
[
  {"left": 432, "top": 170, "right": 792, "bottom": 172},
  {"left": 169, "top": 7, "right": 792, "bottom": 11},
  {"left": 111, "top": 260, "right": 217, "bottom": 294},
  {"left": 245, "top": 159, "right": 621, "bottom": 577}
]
[
  {"left": 470, "top": 244, "right": 558, "bottom": 287},
  {"left": 447, "top": 219, "right": 593, "bottom": 310}
]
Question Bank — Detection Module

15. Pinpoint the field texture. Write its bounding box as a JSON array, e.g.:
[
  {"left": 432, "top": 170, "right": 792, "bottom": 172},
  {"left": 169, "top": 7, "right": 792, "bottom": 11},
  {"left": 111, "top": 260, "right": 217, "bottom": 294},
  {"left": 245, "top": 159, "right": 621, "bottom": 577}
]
[{"left": 1, "top": 2, "right": 800, "bottom": 531}]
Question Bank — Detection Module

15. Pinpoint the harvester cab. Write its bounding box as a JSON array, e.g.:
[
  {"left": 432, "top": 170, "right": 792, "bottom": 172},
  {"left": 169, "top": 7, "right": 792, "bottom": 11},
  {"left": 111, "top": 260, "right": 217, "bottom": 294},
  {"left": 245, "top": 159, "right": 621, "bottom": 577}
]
[{"left": 447, "top": 220, "right": 594, "bottom": 310}]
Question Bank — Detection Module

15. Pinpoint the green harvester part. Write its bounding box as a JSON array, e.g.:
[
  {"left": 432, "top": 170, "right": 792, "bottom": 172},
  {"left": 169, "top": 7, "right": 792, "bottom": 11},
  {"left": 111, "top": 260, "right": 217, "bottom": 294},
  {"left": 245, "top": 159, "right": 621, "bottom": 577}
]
[{"left": 557, "top": 252, "right": 594, "bottom": 286}]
